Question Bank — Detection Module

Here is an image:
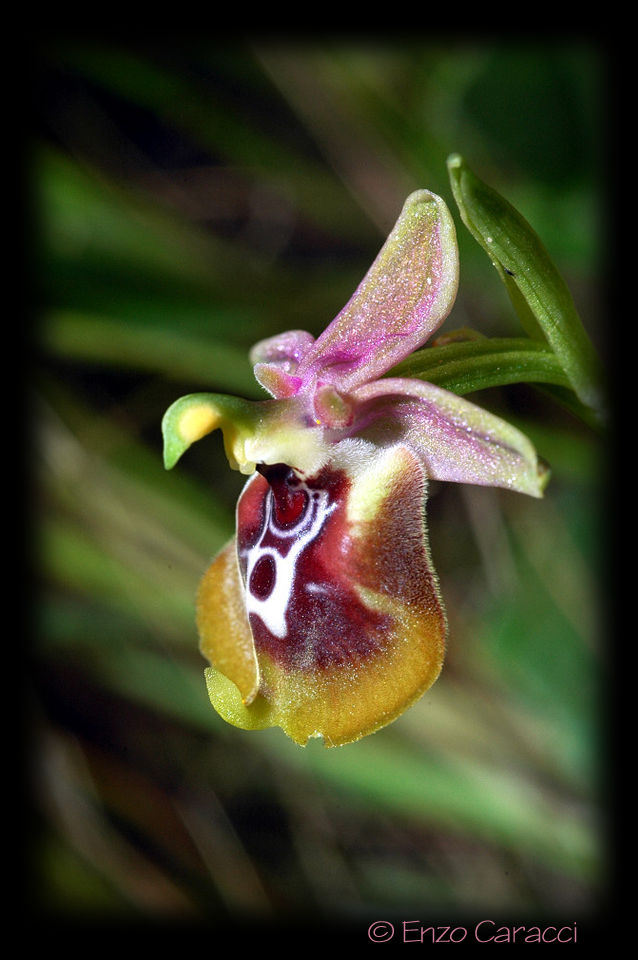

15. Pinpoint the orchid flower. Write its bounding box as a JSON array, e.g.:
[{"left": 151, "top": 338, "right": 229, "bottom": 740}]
[{"left": 163, "top": 189, "right": 547, "bottom": 747}]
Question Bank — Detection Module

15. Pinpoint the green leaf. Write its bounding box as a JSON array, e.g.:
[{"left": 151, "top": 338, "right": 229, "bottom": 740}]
[{"left": 447, "top": 155, "right": 605, "bottom": 421}]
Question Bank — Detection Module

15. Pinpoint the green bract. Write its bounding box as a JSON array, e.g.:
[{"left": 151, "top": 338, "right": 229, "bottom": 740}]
[{"left": 446, "top": 154, "right": 605, "bottom": 423}]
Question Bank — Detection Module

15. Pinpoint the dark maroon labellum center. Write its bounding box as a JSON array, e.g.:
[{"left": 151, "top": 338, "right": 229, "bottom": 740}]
[{"left": 239, "top": 461, "right": 389, "bottom": 671}]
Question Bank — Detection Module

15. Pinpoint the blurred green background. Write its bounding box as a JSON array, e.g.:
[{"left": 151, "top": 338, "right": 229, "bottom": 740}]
[{"left": 31, "top": 38, "right": 607, "bottom": 934}]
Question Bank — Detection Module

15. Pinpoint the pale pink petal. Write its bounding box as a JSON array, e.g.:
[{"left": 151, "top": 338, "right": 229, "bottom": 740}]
[
  {"left": 350, "top": 378, "right": 547, "bottom": 497},
  {"left": 250, "top": 330, "right": 316, "bottom": 398}
]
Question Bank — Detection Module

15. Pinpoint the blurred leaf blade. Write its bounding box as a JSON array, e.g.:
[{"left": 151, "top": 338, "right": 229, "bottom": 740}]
[
  {"left": 46, "top": 42, "right": 374, "bottom": 246},
  {"left": 42, "top": 309, "right": 258, "bottom": 394}
]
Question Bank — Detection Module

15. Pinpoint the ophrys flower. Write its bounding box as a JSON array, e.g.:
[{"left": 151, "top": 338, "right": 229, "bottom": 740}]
[{"left": 163, "top": 190, "right": 546, "bottom": 747}]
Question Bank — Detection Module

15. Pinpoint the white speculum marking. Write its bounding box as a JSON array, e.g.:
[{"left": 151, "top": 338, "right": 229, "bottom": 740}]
[{"left": 241, "top": 479, "right": 336, "bottom": 640}]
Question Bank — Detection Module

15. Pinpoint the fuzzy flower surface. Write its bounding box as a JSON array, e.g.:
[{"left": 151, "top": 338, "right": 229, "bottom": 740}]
[{"left": 163, "top": 190, "right": 546, "bottom": 747}]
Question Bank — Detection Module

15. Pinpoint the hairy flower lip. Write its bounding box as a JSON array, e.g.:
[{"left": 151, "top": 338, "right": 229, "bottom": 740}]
[{"left": 199, "top": 441, "right": 447, "bottom": 747}]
